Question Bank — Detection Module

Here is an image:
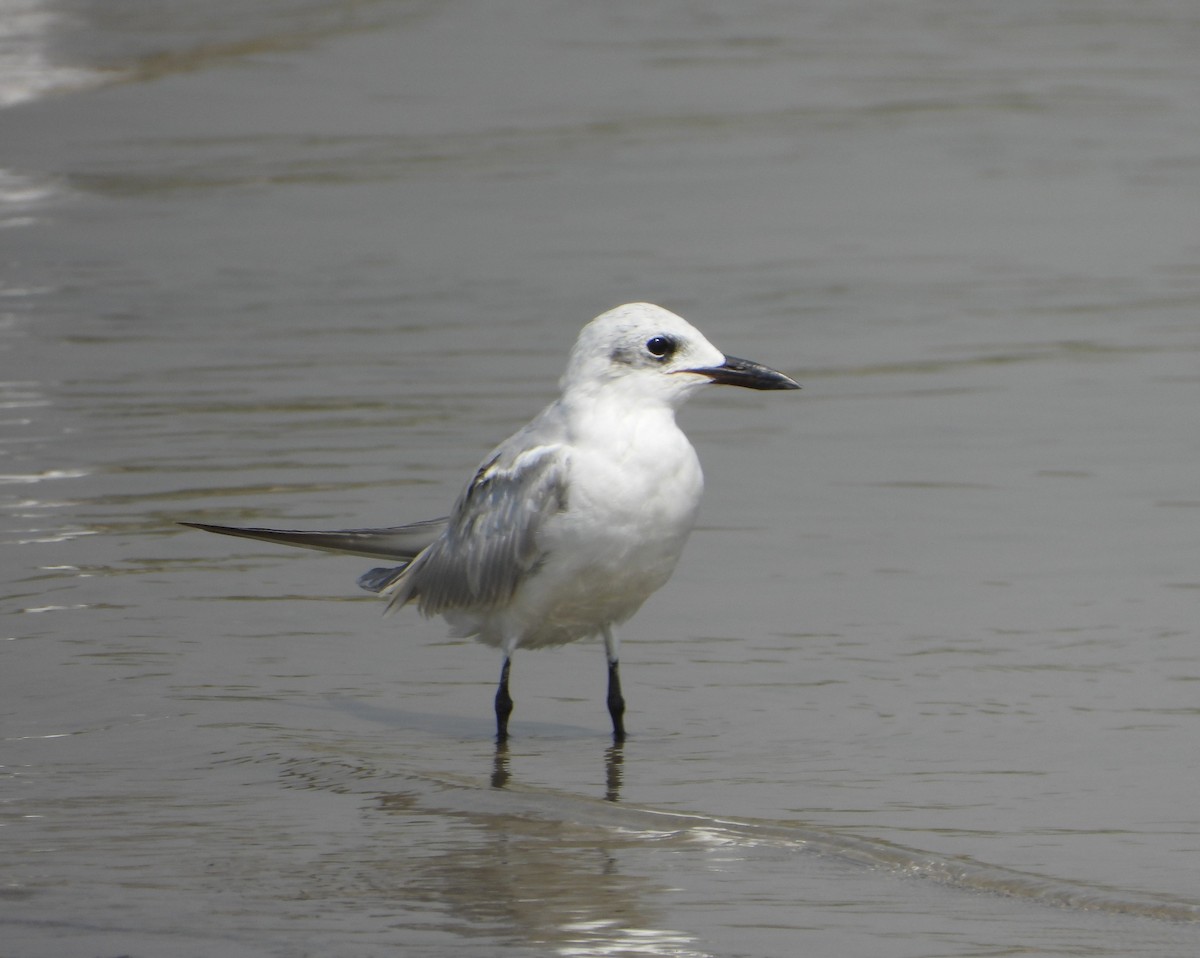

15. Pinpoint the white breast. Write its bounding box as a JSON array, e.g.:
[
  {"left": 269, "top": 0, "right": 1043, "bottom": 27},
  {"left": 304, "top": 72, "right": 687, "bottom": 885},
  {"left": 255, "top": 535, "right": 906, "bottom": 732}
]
[{"left": 498, "top": 409, "right": 704, "bottom": 649}]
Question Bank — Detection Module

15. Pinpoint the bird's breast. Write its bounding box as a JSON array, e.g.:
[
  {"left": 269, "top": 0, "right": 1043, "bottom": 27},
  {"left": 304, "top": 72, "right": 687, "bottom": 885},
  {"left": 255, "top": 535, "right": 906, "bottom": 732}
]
[
  {"left": 487, "top": 416, "right": 705, "bottom": 648},
  {"left": 514, "top": 447, "right": 701, "bottom": 647},
  {"left": 567, "top": 424, "right": 703, "bottom": 538}
]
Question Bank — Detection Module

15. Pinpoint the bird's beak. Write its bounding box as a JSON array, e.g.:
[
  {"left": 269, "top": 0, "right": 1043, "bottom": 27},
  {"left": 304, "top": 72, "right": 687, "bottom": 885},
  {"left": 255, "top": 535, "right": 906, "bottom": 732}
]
[{"left": 687, "top": 355, "right": 801, "bottom": 391}]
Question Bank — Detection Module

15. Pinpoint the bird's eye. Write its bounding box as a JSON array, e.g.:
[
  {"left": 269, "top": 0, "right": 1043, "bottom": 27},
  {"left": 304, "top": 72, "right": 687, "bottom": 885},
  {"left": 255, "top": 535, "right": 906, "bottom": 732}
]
[{"left": 646, "top": 336, "right": 675, "bottom": 360}]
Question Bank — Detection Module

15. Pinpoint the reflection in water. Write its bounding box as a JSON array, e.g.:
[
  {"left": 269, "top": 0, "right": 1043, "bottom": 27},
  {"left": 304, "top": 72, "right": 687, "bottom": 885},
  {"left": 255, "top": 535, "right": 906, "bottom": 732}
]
[
  {"left": 490, "top": 741, "right": 625, "bottom": 804},
  {"left": 282, "top": 754, "right": 1200, "bottom": 947},
  {"left": 490, "top": 740, "right": 509, "bottom": 790},
  {"left": 603, "top": 743, "right": 623, "bottom": 805},
  {"left": 375, "top": 752, "right": 709, "bottom": 958}
]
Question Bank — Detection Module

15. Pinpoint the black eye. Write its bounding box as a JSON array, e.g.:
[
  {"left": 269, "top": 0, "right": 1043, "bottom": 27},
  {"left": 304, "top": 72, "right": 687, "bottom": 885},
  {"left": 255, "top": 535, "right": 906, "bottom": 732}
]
[{"left": 646, "top": 335, "right": 675, "bottom": 359}]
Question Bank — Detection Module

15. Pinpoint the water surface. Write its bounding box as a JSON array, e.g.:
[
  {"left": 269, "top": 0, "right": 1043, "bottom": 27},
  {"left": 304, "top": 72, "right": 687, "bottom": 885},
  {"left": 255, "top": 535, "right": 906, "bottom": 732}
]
[{"left": 3, "top": 2, "right": 1200, "bottom": 956}]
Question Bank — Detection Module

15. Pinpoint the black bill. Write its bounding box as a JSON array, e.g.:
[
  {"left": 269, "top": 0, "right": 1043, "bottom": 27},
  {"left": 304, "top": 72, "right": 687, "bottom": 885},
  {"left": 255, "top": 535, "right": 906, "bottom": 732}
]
[{"left": 688, "top": 355, "right": 800, "bottom": 391}]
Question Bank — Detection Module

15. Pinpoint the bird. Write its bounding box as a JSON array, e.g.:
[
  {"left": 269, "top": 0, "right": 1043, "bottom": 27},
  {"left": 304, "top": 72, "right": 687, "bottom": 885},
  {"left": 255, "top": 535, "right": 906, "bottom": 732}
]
[{"left": 183, "top": 303, "right": 799, "bottom": 742}]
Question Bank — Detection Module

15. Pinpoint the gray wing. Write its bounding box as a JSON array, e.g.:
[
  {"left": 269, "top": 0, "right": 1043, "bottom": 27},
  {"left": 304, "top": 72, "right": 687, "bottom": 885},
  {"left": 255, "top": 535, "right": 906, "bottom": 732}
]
[
  {"left": 379, "top": 441, "right": 569, "bottom": 616},
  {"left": 180, "top": 518, "right": 448, "bottom": 561}
]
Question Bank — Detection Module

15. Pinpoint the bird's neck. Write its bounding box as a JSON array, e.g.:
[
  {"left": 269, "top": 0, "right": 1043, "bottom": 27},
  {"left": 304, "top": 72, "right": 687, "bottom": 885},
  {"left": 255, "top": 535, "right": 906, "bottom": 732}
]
[{"left": 559, "top": 390, "right": 685, "bottom": 459}]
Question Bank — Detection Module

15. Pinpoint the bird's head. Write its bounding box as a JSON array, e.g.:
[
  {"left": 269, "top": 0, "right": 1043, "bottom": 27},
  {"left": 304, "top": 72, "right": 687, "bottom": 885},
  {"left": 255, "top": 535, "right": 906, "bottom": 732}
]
[{"left": 561, "top": 303, "right": 799, "bottom": 409}]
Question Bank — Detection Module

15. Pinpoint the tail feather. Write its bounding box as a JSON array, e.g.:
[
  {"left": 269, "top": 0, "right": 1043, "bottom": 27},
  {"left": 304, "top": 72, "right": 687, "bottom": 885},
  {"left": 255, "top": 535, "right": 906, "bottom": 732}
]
[
  {"left": 180, "top": 518, "right": 446, "bottom": 562},
  {"left": 357, "top": 565, "right": 408, "bottom": 594},
  {"left": 182, "top": 517, "right": 440, "bottom": 614}
]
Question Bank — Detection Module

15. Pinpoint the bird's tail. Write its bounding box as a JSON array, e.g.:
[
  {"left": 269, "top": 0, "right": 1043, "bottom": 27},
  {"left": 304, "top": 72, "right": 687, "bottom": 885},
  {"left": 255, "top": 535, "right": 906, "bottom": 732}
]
[
  {"left": 357, "top": 565, "right": 408, "bottom": 594},
  {"left": 181, "top": 517, "right": 440, "bottom": 614},
  {"left": 180, "top": 518, "right": 447, "bottom": 561}
]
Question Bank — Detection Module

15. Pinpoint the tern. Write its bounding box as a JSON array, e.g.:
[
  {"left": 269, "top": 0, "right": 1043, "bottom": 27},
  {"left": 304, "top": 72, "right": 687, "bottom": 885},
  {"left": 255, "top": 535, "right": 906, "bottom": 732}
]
[{"left": 184, "top": 303, "right": 799, "bottom": 742}]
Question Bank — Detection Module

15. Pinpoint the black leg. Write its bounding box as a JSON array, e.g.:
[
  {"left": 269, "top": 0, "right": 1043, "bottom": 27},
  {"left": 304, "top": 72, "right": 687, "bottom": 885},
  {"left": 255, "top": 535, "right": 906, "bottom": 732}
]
[
  {"left": 495, "top": 656, "right": 514, "bottom": 743},
  {"left": 606, "top": 658, "right": 626, "bottom": 743}
]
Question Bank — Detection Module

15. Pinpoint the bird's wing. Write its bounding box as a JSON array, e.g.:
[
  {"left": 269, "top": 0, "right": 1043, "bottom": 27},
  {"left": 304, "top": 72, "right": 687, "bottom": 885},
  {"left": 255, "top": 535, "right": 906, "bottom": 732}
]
[
  {"left": 381, "top": 440, "right": 570, "bottom": 616},
  {"left": 180, "top": 518, "right": 448, "bottom": 561}
]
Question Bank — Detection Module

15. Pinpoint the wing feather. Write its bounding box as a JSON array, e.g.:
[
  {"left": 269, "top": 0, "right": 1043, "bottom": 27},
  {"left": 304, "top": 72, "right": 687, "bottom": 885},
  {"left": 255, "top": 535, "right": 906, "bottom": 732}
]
[{"left": 381, "top": 442, "right": 569, "bottom": 616}]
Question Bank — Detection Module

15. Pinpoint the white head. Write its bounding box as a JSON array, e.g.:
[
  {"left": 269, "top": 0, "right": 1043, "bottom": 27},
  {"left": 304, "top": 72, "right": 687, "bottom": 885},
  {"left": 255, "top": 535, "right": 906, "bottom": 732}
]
[{"left": 560, "top": 303, "right": 799, "bottom": 409}]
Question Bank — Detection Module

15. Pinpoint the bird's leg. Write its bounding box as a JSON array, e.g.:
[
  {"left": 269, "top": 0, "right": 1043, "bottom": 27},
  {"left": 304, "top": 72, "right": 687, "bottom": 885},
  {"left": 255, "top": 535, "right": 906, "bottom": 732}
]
[
  {"left": 495, "top": 656, "right": 514, "bottom": 743},
  {"left": 602, "top": 627, "right": 626, "bottom": 743},
  {"left": 606, "top": 660, "right": 627, "bottom": 742}
]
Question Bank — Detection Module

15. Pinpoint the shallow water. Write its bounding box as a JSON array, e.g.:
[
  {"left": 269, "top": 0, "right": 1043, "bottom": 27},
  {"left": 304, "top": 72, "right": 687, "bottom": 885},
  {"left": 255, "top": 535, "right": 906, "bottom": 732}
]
[{"left": 4, "top": 1, "right": 1200, "bottom": 955}]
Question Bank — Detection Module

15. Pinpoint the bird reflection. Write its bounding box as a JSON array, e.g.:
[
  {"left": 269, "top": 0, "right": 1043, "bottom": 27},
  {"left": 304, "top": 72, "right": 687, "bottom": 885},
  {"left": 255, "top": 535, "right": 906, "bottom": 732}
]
[
  {"left": 371, "top": 773, "right": 708, "bottom": 958},
  {"left": 603, "top": 742, "right": 623, "bottom": 803},
  {"left": 490, "top": 740, "right": 511, "bottom": 789},
  {"left": 488, "top": 740, "right": 625, "bottom": 803}
]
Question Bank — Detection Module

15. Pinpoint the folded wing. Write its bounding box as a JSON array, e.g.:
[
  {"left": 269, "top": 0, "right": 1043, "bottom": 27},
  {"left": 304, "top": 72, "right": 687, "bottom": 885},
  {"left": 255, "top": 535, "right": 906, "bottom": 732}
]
[{"left": 378, "top": 443, "right": 569, "bottom": 616}]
